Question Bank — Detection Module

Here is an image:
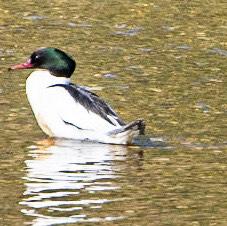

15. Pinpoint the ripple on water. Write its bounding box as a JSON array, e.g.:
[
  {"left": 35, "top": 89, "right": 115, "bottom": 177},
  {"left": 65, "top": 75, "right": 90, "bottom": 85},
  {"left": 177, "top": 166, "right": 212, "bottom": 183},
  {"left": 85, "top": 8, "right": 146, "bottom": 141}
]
[
  {"left": 112, "top": 25, "right": 143, "bottom": 37},
  {"left": 23, "top": 15, "right": 45, "bottom": 21},
  {"left": 208, "top": 48, "right": 227, "bottom": 57},
  {"left": 21, "top": 140, "right": 127, "bottom": 225}
]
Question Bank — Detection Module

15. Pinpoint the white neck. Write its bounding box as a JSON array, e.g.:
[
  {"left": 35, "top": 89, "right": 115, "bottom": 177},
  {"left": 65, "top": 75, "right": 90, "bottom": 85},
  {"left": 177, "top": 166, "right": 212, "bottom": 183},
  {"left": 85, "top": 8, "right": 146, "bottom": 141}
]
[{"left": 27, "top": 70, "right": 70, "bottom": 88}]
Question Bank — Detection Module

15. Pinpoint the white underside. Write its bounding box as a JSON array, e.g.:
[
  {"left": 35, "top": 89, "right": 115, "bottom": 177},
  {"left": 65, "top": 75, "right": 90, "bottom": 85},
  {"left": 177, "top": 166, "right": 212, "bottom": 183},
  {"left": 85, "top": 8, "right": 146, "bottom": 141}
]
[{"left": 26, "top": 70, "right": 138, "bottom": 144}]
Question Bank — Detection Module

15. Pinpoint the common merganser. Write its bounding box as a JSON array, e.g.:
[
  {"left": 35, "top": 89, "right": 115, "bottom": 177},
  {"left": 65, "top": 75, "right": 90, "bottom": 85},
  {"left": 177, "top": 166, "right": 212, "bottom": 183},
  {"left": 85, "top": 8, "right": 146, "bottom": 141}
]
[{"left": 9, "top": 47, "right": 145, "bottom": 144}]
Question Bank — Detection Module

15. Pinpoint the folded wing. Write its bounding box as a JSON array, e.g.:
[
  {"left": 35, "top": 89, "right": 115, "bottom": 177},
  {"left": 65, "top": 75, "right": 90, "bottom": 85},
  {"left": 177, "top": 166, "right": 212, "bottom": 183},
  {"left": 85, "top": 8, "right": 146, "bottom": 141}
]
[{"left": 46, "top": 83, "right": 125, "bottom": 132}]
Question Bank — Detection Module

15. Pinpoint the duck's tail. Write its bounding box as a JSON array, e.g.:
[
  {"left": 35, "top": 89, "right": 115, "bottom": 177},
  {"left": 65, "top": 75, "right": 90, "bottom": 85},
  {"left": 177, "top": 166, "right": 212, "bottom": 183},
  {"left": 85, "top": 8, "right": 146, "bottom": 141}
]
[{"left": 108, "top": 119, "right": 145, "bottom": 145}]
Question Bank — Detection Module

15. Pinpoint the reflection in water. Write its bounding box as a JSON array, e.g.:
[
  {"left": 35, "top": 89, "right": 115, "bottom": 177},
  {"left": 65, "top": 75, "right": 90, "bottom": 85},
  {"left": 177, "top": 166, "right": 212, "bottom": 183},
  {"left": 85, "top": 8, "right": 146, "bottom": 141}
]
[{"left": 20, "top": 139, "right": 127, "bottom": 225}]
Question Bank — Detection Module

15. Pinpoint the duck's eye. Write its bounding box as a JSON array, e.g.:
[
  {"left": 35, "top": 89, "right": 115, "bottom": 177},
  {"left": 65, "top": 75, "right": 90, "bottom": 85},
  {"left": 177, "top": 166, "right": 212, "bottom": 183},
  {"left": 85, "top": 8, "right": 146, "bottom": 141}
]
[
  {"left": 30, "top": 54, "right": 41, "bottom": 64},
  {"left": 35, "top": 55, "right": 39, "bottom": 60}
]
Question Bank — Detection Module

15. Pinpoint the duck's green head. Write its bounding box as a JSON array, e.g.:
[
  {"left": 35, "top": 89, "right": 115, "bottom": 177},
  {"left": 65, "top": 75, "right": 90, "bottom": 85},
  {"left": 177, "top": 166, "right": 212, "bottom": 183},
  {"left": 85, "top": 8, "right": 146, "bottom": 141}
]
[{"left": 10, "top": 47, "right": 76, "bottom": 78}]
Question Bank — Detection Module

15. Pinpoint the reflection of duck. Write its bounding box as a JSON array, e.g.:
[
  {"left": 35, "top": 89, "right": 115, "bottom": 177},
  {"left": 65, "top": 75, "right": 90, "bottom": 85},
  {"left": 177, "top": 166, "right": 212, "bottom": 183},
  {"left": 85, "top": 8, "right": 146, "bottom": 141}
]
[
  {"left": 10, "top": 48, "right": 145, "bottom": 144},
  {"left": 21, "top": 139, "right": 127, "bottom": 225}
]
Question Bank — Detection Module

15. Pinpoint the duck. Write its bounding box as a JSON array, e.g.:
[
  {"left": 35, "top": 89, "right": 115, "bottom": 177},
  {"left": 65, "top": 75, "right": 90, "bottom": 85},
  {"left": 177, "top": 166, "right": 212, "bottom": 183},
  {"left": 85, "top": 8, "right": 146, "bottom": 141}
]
[{"left": 9, "top": 47, "right": 145, "bottom": 144}]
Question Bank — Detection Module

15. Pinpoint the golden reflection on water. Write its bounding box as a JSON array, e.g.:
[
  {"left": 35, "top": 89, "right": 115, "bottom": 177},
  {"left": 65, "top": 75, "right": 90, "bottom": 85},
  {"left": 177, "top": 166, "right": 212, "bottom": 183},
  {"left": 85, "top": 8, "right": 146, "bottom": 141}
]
[{"left": 0, "top": 0, "right": 226, "bottom": 225}]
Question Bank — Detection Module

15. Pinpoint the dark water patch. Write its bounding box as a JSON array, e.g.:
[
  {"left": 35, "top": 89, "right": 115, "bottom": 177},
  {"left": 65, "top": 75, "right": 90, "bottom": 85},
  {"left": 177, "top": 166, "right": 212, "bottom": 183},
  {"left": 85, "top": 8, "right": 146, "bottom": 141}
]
[
  {"left": 132, "top": 136, "right": 169, "bottom": 148},
  {"left": 175, "top": 44, "right": 192, "bottom": 50},
  {"left": 68, "top": 22, "right": 92, "bottom": 28},
  {"left": 162, "top": 25, "right": 177, "bottom": 32},
  {"left": 125, "top": 65, "right": 144, "bottom": 76},
  {"left": 103, "top": 73, "right": 118, "bottom": 79},
  {"left": 181, "top": 141, "right": 227, "bottom": 151},
  {"left": 138, "top": 47, "right": 153, "bottom": 53},
  {"left": 208, "top": 48, "right": 227, "bottom": 57},
  {"left": 195, "top": 102, "right": 210, "bottom": 113},
  {"left": 112, "top": 27, "right": 142, "bottom": 37},
  {"left": 23, "top": 15, "right": 45, "bottom": 21}
]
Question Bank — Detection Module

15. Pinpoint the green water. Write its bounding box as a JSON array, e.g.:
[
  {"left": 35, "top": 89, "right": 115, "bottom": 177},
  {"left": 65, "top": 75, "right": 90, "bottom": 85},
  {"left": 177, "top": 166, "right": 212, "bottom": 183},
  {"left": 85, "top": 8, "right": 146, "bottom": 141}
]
[{"left": 0, "top": 0, "right": 226, "bottom": 225}]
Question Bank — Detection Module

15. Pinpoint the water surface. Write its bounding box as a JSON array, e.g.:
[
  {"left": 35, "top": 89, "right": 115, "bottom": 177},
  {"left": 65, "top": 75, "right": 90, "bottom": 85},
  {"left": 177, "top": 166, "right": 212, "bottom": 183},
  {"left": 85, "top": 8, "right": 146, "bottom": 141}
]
[{"left": 0, "top": 0, "right": 226, "bottom": 225}]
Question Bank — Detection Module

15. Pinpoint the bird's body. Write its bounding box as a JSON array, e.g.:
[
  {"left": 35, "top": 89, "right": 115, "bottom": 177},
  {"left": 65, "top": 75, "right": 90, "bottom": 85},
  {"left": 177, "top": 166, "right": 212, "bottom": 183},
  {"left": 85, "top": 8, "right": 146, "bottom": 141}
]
[{"left": 10, "top": 48, "right": 145, "bottom": 144}]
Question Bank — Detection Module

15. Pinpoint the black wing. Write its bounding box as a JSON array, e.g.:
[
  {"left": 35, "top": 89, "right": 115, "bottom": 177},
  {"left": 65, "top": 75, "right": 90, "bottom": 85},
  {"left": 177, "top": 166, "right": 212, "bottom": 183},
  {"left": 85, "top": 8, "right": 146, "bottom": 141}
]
[{"left": 48, "top": 83, "right": 125, "bottom": 126}]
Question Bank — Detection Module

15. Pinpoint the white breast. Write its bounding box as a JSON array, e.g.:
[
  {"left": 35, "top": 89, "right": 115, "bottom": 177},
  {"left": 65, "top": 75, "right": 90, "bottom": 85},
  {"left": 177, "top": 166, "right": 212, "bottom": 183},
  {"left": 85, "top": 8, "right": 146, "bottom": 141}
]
[{"left": 26, "top": 70, "right": 71, "bottom": 136}]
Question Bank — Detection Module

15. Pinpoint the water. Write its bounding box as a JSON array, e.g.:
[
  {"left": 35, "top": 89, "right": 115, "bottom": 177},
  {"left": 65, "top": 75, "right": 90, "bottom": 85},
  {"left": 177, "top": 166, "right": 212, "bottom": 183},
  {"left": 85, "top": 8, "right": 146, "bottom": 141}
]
[
  {"left": 21, "top": 140, "right": 127, "bottom": 225},
  {"left": 0, "top": 0, "right": 226, "bottom": 225}
]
